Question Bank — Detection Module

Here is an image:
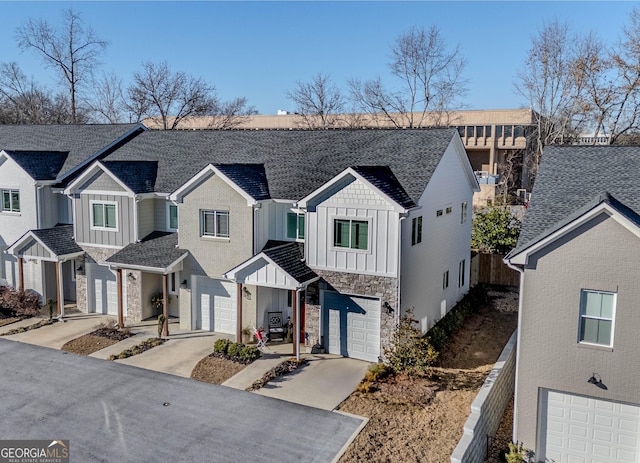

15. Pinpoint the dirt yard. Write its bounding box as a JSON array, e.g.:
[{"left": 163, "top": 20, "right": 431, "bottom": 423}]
[
  {"left": 191, "top": 355, "right": 247, "bottom": 384},
  {"left": 337, "top": 287, "right": 518, "bottom": 463},
  {"left": 61, "top": 324, "right": 134, "bottom": 355}
]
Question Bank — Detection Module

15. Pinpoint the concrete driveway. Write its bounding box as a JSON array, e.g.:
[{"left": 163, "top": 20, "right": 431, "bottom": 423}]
[
  {"left": 0, "top": 313, "right": 114, "bottom": 349},
  {"left": 0, "top": 339, "right": 365, "bottom": 463}
]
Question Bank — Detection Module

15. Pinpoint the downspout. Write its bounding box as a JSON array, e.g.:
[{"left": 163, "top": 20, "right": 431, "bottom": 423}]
[
  {"left": 505, "top": 257, "right": 525, "bottom": 442},
  {"left": 134, "top": 196, "right": 141, "bottom": 242},
  {"left": 396, "top": 213, "right": 408, "bottom": 326},
  {"left": 35, "top": 183, "right": 44, "bottom": 229}
]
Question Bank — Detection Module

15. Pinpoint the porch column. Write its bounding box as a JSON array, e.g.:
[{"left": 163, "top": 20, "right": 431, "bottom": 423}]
[
  {"left": 17, "top": 257, "right": 24, "bottom": 292},
  {"left": 162, "top": 274, "right": 169, "bottom": 337},
  {"left": 236, "top": 284, "right": 243, "bottom": 343},
  {"left": 293, "top": 288, "right": 299, "bottom": 360},
  {"left": 116, "top": 269, "right": 124, "bottom": 328},
  {"left": 56, "top": 261, "right": 63, "bottom": 316}
]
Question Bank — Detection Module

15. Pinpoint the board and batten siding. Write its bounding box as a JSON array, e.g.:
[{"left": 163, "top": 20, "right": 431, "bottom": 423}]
[
  {"left": 306, "top": 178, "right": 399, "bottom": 277},
  {"left": 400, "top": 139, "right": 475, "bottom": 333},
  {"left": 21, "top": 239, "right": 51, "bottom": 259},
  {"left": 254, "top": 201, "right": 296, "bottom": 252},
  {"left": 74, "top": 193, "right": 135, "bottom": 247}
]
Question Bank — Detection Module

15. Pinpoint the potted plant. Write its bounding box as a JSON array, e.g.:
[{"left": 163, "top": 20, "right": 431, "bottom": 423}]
[
  {"left": 241, "top": 326, "right": 252, "bottom": 344},
  {"left": 150, "top": 293, "right": 164, "bottom": 314}
]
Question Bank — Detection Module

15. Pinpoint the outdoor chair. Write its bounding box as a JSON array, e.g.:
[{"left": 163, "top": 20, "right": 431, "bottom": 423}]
[
  {"left": 254, "top": 327, "right": 268, "bottom": 351},
  {"left": 267, "top": 312, "right": 285, "bottom": 341}
]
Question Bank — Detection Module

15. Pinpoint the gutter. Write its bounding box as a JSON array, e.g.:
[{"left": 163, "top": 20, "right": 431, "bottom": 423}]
[{"left": 504, "top": 257, "right": 524, "bottom": 441}]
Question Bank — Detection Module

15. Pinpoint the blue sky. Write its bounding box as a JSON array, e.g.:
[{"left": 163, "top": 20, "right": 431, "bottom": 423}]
[{"left": 1, "top": 1, "right": 636, "bottom": 115}]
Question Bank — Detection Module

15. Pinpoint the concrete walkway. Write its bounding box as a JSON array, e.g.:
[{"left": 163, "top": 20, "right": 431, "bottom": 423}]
[{"left": 0, "top": 312, "right": 114, "bottom": 349}]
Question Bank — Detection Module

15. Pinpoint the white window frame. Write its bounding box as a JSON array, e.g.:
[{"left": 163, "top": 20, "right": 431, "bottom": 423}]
[
  {"left": 200, "top": 209, "right": 230, "bottom": 239},
  {"left": 167, "top": 203, "right": 179, "bottom": 232},
  {"left": 411, "top": 216, "right": 422, "bottom": 245},
  {"left": 461, "top": 201, "right": 468, "bottom": 224},
  {"left": 1, "top": 188, "right": 20, "bottom": 213},
  {"left": 286, "top": 211, "right": 305, "bottom": 241},
  {"left": 578, "top": 289, "right": 616, "bottom": 347},
  {"left": 458, "top": 259, "right": 465, "bottom": 288},
  {"left": 332, "top": 216, "right": 371, "bottom": 252},
  {"left": 90, "top": 200, "right": 119, "bottom": 232},
  {"left": 443, "top": 270, "right": 449, "bottom": 290}
]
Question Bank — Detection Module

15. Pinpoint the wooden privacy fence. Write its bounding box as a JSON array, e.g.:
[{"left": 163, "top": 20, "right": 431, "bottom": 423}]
[{"left": 470, "top": 252, "right": 520, "bottom": 287}]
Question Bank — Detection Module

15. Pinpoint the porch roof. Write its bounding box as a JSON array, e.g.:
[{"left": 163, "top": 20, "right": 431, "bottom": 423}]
[
  {"left": 105, "top": 232, "right": 187, "bottom": 274},
  {"left": 225, "top": 240, "right": 318, "bottom": 290},
  {"left": 7, "top": 224, "right": 84, "bottom": 261}
]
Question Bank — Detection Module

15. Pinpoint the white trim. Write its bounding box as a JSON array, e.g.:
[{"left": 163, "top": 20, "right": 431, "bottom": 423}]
[
  {"left": 167, "top": 203, "right": 179, "bottom": 232},
  {"left": 578, "top": 289, "right": 616, "bottom": 348},
  {"left": 170, "top": 164, "right": 258, "bottom": 206},
  {"left": 331, "top": 216, "right": 372, "bottom": 253},
  {"left": 107, "top": 253, "right": 187, "bottom": 275},
  {"left": 168, "top": 271, "right": 180, "bottom": 295},
  {"left": 200, "top": 209, "right": 229, "bottom": 238},
  {"left": 75, "top": 242, "right": 123, "bottom": 250},
  {"left": 79, "top": 189, "right": 132, "bottom": 197},
  {"left": 285, "top": 211, "right": 305, "bottom": 241},
  {"left": 89, "top": 199, "right": 119, "bottom": 232},
  {"left": 509, "top": 203, "right": 640, "bottom": 265},
  {"left": 64, "top": 161, "right": 134, "bottom": 195}
]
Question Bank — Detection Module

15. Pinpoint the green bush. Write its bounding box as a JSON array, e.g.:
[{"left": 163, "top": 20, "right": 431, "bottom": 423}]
[
  {"left": 213, "top": 338, "right": 232, "bottom": 354},
  {"left": 504, "top": 442, "right": 526, "bottom": 463},
  {"left": 227, "top": 341, "right": 243, "bottom": 358},
  {"left": 384, "top": 309, "right": 438, "bottom": 376},
  {"left": 239, "top": 344, "right": 261, "bottom": 361},
  {"left": 365, "top": 363, "right": 391, "bottom": 382}
]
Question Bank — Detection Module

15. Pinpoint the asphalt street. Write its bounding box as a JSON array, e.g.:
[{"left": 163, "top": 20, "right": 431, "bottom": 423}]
[{"left": 0, "top": 339, "right": 364, "bottom": 462}]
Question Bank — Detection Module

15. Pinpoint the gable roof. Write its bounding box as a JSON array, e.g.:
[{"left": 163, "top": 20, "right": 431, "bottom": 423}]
[
  {"left": 510, "top": 145, "right": 640, "bottom": 258},
  {"left": 99, "top": 129, "right": 458, "bottom": 202},
  {"left": 7, "top": 224, "right": 83, "bottom": 259},
  {"left": 105, "top": 232, "right": 187, "bottom": 273},
  {"left": 0, "top": 124, "right": 144, "bottom": 182},
  {"left": 3, "top": 151, "right": 69, "bottom": 181}
]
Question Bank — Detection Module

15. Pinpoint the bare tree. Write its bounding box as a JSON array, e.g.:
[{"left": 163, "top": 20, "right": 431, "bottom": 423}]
[
  {"left": 15, "top": 8, "right": 108, "bottom": 123},
  {"left": 351, "top": 26, "right": 466, "bottom": 127},
  {"left": 126, "top": 61, "right": 218, "bottom": 130},
  {"left": 286, "top": 73, "right": 345, "bottom": 129},
  {"left": 0, "top": 62, "right": 76, "bottom": 124},
  {"left": 87, "top": 72, "right": 127, "bottom": 123},
  {"left": 515, "top": 21, "right": 586, "bottom": 179},
  {"left": 206, "top": 97, "right": 257, "bottom": 129}
]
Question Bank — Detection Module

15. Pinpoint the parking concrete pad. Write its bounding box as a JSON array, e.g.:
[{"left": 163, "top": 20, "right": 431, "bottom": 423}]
[
  {"left": 254, "top": 354, "right": 371, "bottom": 410},
  {"left": 0, "top": 339, "right": 364, "bottom": 463},
  {"left": 2, "top": 313, "right": 114, "bottom": 349}
]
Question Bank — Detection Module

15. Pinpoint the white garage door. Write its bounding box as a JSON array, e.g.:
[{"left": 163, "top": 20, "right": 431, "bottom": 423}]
[
  {"left": 194, "top": 277, "right": 236, "bottom": 334},
  {"left": 323, "top": 291, "right": 380, "bottom": 363},
  {"left": 541, "top": 389, "right": 640, "bottom": 463},
  {"left": 87, "top": 263, "right": 126, "bottom": 316}
]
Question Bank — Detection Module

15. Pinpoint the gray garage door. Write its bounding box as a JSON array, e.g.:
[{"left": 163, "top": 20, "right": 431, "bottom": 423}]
[
  {"left": 193, "top": 276, "right": 236, "bottom": 334},
  {"left": 540, "top": 389, "right": 640, "bottom": 463},
  {"left": 322, "top": 291, "right": 380, "bottom": 363}
]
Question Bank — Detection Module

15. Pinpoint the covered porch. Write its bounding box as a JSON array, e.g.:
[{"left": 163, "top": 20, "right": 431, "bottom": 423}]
[
  {"left": 105, "top": 232, "right": 187, "bottom": 335},
  {"left": 6, "top": 224, "right": 83, "bottom": 316},
  {"left": 225, "top": 241, "right": 319, "bottom": 358}
]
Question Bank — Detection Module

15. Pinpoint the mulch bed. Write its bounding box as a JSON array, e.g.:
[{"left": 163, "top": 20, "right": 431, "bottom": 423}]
[
  {"left": 191, "top": 355, "right": 247, "bottom": 385},
  {"left": 246, "top": 358, "right": 308, "bottom": 391},
  {"left": 61, "top": 327, "right": 135, "bottom": 356}
]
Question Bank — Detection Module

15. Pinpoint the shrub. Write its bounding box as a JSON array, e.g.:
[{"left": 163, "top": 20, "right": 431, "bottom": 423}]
[
  {"left": 0, "top": 287, "right": 41, "bottom": 318},
  {"left": 239, "top": 344, "right": 261, "bottom": 361},
  {"left": 227, "top": 341, "right": 243, "bottom": 358},
  {"left": 384, "top": 309, "right": 438, "bottom": 376},
  {"left": 213, "top": 338, "right": 232, "bottom": 354},
  {"left": 472, "top": 206, "right": 522, "bottom": 254},
  {"left": 504, "top": 442, "right": 529, "bottom": 463},
  {"left": 365, "top": 363, "right": 391, "bottom": 382},
  {"left": 157, "top": 314, "right": 166, "bottom": 338}
]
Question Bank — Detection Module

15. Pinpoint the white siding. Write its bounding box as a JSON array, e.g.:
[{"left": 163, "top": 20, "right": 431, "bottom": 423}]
[
  {"left": 254, "top": 201, "right": 295, "bottom": 251},
  {"left": 400, "top": 140, "right": 474, "bottom": 333},
  {"left": 306, "top": 178, "right": 399, "bottom": 276}
]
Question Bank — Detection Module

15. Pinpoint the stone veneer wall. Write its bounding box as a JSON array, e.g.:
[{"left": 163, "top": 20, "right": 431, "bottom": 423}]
[
  {"left": 76, "top": 246, "right": 143, "bottom": 323},
  {"left": 305, "top": 269, "right": 398, "bottom": 354}
]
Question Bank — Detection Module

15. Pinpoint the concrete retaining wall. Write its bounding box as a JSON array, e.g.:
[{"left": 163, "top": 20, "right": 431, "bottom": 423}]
[{"left": 451, "top": 330, "right": 517, "bottom": 463}]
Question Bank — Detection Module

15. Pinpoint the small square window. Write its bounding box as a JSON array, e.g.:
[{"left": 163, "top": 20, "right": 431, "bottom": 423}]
[
  {"left": 436, "top": 209, "right": 443, "bottom": 217},
  {"left": 445, "top": 206, "right": 452, "bottom": 214},
  {"left": 1, "top": 189, "right": 20, "bottom": 212},
  {"left": 91, "top": 201, "right": 117, "bottom": 230},
  {"left": 334, "top": 219, "right": 368, "bottom": 250}
]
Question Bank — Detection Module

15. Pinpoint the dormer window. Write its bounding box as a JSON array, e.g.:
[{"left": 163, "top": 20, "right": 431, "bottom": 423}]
[{"left": 286, "top": 212, "right": 305, "bottom": 240}]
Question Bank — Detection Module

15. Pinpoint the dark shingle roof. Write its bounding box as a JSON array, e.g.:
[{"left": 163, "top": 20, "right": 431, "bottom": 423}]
[
  {"left": 4, "top": 151, "right": 69, "bottom": 180},
  {"left": 214, "top": 164, "right": 270, "bottom": 200},
  {"left": 101, "top": 161, "right": 158, "bottom": 194},
  {"left": 105, "top": 232, "right": 186, "bottom": 270},
  {"left": 0, "top": 124, "right": 143, "bottom": 180},
  {"left": 99, "top": 129, "right": 457, "bottom": 202},
  {"left": 352, "top": 165, "right": 416, "bottom": 208},
  {"left": 261, "top": 240, "right": 317, "bottom": 284},
  {"left": 31, "top": 224, "right": 83, "bottom": 256},
  {"left": 513, "top": 145, "right": 640, "bottom": 255}
]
